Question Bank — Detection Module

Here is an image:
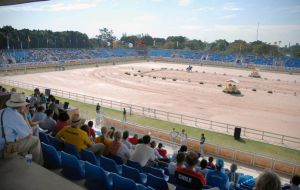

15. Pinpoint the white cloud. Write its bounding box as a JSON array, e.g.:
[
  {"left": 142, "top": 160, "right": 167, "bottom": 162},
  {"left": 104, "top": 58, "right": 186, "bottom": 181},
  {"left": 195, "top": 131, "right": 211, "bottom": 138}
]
[
  {"left": 223, "top": 2, "right": 242, "bottom": 11},
  {"left": 178, "top": 0, "right": 191, "bottom": 7},
  {"left": 2, "top": 0, "right": 105, "bottom": 12},
  {"left": 194, "top": 6, "right": 215, "bottom": 13}
]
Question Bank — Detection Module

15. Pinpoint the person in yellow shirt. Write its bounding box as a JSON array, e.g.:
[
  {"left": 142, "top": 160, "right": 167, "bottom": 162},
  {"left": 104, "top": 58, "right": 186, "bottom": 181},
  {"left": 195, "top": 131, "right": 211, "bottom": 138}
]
[
  {"left": 95, "top": 126, "right": 111, "bottom": 156},
  {"left": 57, "top": 114, "right": 104, "bottom": 156}
]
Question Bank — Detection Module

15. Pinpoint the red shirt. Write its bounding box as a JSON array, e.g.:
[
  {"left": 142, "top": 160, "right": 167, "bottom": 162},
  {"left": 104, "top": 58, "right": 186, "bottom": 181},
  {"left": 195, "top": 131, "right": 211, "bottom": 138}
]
[
  {"left": 55, "top": 121, "right": 69, "bottom": 134},
  {"left": 157, "top": 148, "right": 168, "bottom": 158},
  {"left": 128, "top": 137, "right": 138, "bottom": 145},
  {"left": 176, "top": 166, "right": 206, "bottom": 186},
  {"left": 208, "top": 162, "right": 216, "bottom": 169},
  {"left": 89, "top": 128, "right": 95, "bottom": 139}
]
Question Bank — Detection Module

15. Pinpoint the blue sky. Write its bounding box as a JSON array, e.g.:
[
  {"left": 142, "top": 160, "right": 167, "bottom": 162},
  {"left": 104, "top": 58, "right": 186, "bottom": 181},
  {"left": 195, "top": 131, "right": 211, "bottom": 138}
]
[{"left": 0, "top": 0, "right": 299, "bottom": 46}]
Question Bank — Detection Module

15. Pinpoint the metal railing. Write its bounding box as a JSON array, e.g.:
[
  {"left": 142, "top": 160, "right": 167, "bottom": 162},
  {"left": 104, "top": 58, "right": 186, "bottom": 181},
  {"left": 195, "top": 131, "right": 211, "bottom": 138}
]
[{"left": 1, "top": 78, "right": 299, "bottom": 150}]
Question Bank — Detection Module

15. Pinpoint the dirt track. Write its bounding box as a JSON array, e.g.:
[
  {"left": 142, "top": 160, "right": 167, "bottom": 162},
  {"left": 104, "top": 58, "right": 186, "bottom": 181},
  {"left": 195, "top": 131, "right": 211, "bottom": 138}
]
[{"left": 4, "top": 62, "right": 300, "bottom": 137}]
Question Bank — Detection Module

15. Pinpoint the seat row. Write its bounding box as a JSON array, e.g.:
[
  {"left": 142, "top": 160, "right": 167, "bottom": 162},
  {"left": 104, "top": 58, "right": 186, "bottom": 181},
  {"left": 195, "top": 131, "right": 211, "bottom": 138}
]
[{"left": 41, "top": 142, "right": 161, "bottom": 190}]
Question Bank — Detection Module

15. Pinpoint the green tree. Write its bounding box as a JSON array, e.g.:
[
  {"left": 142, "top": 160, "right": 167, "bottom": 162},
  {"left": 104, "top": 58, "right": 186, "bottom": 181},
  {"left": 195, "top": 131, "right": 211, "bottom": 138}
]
[{"left": 97, "top": 27, "right": 116, "bottom": 48}]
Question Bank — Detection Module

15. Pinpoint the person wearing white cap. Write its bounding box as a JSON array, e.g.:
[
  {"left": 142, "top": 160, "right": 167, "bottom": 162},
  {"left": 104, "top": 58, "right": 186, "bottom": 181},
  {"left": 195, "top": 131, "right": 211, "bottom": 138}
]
[{"left": 0, "top": 93, "right": 44, "bottom": 165}]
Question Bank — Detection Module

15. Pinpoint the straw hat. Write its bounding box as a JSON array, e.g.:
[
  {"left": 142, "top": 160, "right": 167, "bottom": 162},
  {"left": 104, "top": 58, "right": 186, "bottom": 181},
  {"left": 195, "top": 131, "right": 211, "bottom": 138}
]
[
  {"left": 6, "top": 93, "right": 29, "bottom": 107},
  {"left": 71, "top": 114, "right": 83, "bottom": 128}
]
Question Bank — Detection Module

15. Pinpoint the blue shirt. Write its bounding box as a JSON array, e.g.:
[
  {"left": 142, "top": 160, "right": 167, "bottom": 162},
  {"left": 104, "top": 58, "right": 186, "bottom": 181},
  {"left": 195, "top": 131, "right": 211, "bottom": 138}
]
[
  {"left": 40, "top": 116, "right": 56, "bottom": 132},
  {"left": 207, "top": 170, "right": 229, "bottom": 190},
  {"left": 0, "top": 107, "right": 31, "bottom": 145},
  {"left": 32, "top": 112, "right": 47, "bottom": 122}
]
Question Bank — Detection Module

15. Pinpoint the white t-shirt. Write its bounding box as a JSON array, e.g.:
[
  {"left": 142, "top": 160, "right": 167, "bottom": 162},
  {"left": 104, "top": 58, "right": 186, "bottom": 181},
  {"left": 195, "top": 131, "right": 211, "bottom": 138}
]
[
  {"left": 116, "top": 143, "right": 132, "bottom": 161},
  {"left": 130, "top": 144, "right": 155, "bottom": 167}
]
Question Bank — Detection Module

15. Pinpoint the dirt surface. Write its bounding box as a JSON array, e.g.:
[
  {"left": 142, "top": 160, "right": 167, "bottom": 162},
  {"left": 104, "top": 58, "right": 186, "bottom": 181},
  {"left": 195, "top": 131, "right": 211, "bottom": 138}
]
[{"left": 4, "top": 62, "right": 300, "bottom": 137}]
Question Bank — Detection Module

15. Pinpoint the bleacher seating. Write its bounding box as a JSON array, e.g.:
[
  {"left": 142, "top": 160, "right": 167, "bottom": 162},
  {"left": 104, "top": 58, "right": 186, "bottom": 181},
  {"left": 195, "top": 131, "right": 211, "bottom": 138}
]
[
  {"left": 61, "top": 151, "right": 85, "bottom": 180},
  {"left": 85, "top": 161, "right": 113, "bottom": 190},
  {"left": 122, "top": 164, "right": 147, "bottom": 184},
  {"left": 64, "top": 142, "right": 81, "bottom": 159},
  {"left": 37, "top": 125, "right": 261, "bottom": 190},
  {"left": 111, "top": 173, "right": 147, "bottom": 190},
  {"left": 41, "top": 142, "right": 62, "bottom": 169},
  {"left": 81, "top": 149, "right": 101, "bottom": 167},
  {"left": 1, "top": 48, "right": 300, "bottom": 69},
  {"left": 100, "top": 156, "right": 122, "bottom": 175}
]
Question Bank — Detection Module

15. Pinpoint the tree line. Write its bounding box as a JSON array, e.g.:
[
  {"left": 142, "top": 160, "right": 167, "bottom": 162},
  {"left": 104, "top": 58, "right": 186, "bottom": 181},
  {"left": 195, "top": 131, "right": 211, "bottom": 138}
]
[{"left": 1, "top": 26, "right": 299, "bottom": 57}]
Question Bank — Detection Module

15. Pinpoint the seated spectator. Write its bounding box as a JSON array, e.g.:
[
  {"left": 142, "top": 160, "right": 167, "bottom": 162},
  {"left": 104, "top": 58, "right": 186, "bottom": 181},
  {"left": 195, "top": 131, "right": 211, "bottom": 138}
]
[
  {"left": 282, "top": 175, "right": 300, "bottom": 190},
  {"left": 108, "top": 131, "right": 131, "bottom": 162},
  {"left": 227, "top": 163, "right": 240, "bottom": 189},
  {"left": 24, "top": 105, "right": 42, "bottom": 135},
  {"left": 157, "top": 142, "right": 168, "bottom": 159},
  {"left": 32, "top": 106, "right": 47, "bottom": 135},
  {"left": 95, "top": 126, "right": 111, "bottom": 146},
  {"left": 206, "top": 159, "right": 229, "bottom": 190},
  {"left": 168, "top": 152, "right": 185, "bottom": 175},
  {"left": 196, "top": 159, "right": 209, "bottom": 179},
  {"left": 0, "top": 93, "right": 43, "bottom": 165},
  {"left": 254, "top": 169, "right": 281, "bottom": 190},
  {"left": 87, "top": 121, "right": 96, "bottom": 140},
  {"left": 39, "top": 109, "right": 56, "bottom": 134},
  {"left": 95, "top": 126, "right": 111, "bottom": 155},
  {"left": 175, "top": 151, "right": 206, "bottom": 189},
  {"left": 122, "top": 130, "right": 133, "bottom": 150},
  {"left": 128, "top": 134, "right": 139, "bottom": 145},
  {"left": 81, "top": 124, "right": 90, "bottom": 137},
  {"left": 150, "top": 140, "right": 162, "bottom": 159},
  {"left": 208, "top": 156, "right": 216, "bottom": 169},
  {"left": 171, "top": 145, "right": 188, "bottom": 162},
  {"left": 130, "top": 135, "right": 155, "bottom": 167},
  {"left": 107, "top": 126, "right": 115, "bottom": 140},
  {"left": 53, "top": 111, "right": 69, "bottom": 135},
  {"left": 56, "top": 115, "right": 104, "bottom": 156}
]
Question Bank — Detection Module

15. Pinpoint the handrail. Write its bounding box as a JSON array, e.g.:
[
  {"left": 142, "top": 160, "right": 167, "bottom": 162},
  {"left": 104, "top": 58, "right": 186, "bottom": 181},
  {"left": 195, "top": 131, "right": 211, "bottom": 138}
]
[{"left": 0, "top": 78, "right": 299, "bottom": 150}]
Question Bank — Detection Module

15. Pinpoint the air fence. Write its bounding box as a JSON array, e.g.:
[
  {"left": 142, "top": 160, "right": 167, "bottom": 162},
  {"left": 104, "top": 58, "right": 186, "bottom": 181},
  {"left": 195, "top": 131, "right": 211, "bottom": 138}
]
[{"left": 1, "top": 78, "right": 299, "bottom": 151}]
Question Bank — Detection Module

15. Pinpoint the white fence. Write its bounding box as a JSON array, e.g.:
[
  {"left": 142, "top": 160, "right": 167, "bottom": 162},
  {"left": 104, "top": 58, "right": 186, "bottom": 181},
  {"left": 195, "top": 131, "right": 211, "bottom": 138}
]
[{"left": 1, "top": 78, "right": 299, "bottom": 150}]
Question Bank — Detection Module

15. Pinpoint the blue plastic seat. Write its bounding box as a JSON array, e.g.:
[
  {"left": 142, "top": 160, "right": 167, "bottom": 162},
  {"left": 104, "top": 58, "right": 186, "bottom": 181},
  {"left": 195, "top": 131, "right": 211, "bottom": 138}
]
[
  {"left": 39, "top": 132, "right": 49, "bottom": 144},
  {"left": 108, "top": 154, "right": 124, "bottom": 165},
  {"left": 48, "top": 135, "right": 63, "bottom": 151},
  {"left": 122, "top": 164, "right": 147, "bottom": 184},
  {"left": 127, "top": 160, "right": 143, "bottom": 172},
  {"left": 64, "top": 142, "right": 81, "bottom": 159},
  {"left": 41, "top": 142, "right": 61, "bottom": 169},
  {"left": 61, "top": 151, "right": 85, "bottom": 180},
  {"left": 100, "top": 156, "right": 122, "bottom": 175},
  {"left": 111, "top": 173, "right": 146, "bottom": 190},
  {"left": 146, "top": 173, "right": 169, "bottom": 190},
  {"left": 85, "top": 162, "right": 113, "bottom": 190},
  {"left": 81, "top": 149, "right": 101, "bottom": 166},
  {"left": 145, "top": 166, "right": 169, "bottom": 181}
]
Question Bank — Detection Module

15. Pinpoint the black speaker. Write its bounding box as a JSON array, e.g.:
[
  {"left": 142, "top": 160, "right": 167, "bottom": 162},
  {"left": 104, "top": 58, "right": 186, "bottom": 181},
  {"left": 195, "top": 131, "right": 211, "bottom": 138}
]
[{"left": 234, "top": 127, "right": 241, "bottom": 140}]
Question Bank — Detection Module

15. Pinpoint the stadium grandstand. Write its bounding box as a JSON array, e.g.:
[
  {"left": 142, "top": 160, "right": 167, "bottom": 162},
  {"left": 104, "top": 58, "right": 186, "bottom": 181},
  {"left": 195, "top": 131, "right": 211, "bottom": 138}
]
[
  {"left": 1, "top": 0, "right": 300, "bottom": 190},
  {"left": 1, "top": 48, "right": 300, "bottom": 69}
]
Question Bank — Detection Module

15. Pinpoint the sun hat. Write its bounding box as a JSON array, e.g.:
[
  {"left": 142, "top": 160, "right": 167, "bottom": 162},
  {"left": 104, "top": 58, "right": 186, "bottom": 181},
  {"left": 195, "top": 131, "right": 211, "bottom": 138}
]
[
  {"left": 6, "top": 93, "right": 29, "bottom": 107},
  {"left": 71, "top": 114, "right": 82, "bottom": 128}
]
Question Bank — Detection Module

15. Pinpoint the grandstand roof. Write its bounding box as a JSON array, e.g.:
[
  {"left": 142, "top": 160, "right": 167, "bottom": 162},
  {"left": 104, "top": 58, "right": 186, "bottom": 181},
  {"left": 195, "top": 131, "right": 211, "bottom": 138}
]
[{"left": 0, "top": 0, "right": 47, "bottom": 6}]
